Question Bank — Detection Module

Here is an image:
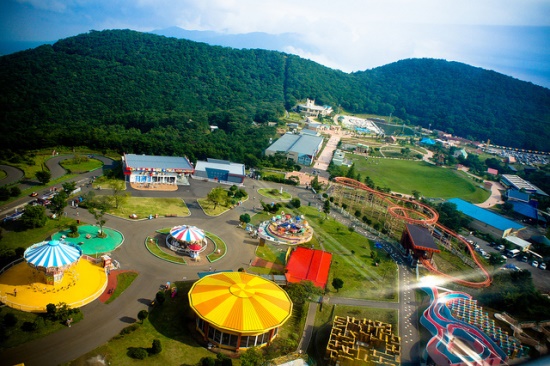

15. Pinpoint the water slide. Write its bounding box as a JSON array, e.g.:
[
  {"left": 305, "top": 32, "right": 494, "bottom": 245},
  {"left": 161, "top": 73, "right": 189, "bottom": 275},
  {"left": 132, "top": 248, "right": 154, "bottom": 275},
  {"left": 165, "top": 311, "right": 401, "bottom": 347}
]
[
  {"left": 421, "top": 286, "right": 508, "bottom": 365},
  {"left": 333, "top": 177, "right": 492, "bottom": 288}
]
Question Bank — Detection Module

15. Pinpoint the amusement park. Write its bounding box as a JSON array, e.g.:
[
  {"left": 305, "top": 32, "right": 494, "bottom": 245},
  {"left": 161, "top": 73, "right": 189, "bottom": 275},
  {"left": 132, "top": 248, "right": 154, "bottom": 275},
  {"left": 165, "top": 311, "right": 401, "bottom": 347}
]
[{"left": 0, "top": 153, "right": 549, "bottom": 366}]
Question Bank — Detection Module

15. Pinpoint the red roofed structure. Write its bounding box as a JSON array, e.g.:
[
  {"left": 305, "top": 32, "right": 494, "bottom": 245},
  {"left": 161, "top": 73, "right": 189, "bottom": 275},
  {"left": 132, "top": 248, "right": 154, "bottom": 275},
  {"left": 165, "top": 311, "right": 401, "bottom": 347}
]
[{"left": 285, "top": 247, "right": 332, "bottom": 289}]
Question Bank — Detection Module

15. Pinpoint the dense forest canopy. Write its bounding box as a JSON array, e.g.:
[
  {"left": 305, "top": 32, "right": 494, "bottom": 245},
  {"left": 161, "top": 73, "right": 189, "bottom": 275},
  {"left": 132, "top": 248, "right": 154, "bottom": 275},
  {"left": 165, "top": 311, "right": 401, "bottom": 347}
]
[{"left": 1, "top": 29, "right": 549, "bottom": 161}]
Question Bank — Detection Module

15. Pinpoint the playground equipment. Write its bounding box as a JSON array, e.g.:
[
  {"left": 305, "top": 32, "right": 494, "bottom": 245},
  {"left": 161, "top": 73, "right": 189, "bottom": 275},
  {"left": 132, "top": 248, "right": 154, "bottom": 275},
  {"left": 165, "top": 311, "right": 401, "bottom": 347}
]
[
  {"left": 332, "top": 177, "right": 492, "bottom": 288},
  {"left": 257, "top": 212, "right": 314, "bottom": 245}
]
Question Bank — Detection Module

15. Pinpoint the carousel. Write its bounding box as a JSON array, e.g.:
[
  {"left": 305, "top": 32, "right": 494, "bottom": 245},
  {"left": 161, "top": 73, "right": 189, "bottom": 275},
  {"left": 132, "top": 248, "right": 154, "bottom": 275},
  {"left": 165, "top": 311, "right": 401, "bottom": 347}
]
[
  {"left": 24, "top": 240, "right": 82, "bottom": 285},
  {"left": 0, "top": 239, "right": 107, "bottom": 312},
  {"left": 166, "top": 225, "right": 208, "bottom": 259}
]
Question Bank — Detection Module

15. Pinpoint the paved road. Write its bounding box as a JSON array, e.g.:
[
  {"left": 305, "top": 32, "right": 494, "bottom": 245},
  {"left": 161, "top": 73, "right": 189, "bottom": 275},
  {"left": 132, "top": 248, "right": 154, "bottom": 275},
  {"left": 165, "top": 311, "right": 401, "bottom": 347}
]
[
  {"left": 1, "top": 172, "right": 422, "bottom": 365},
  {"left": 0, "top": 165, "right": 24, "bottom": 187},
  {"left": 1, "top": 177, "right": 264, "bottom": 366}
]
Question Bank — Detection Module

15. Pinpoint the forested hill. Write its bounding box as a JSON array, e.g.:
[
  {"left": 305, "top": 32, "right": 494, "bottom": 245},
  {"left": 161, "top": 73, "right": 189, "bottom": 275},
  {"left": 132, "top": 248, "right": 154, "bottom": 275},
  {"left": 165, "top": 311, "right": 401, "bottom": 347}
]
[
  {"left": 356, "top": 59, "right": 550, "bottom": 150},
  {"left": 0, "top": 29, "right": 549, "bottom": 160}
]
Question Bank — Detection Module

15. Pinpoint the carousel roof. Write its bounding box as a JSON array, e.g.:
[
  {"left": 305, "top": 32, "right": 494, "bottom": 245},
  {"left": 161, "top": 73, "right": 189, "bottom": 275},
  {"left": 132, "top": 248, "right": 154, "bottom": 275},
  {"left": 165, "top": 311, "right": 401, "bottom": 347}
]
[
  {"left": 170, "top": 225, "right": 205, "bottom": 242},
  {"left": 188, "top": 272, "right": 292, "bottom": 333},
  {"left": 24, "top": 240, "right": 82, "bottom": 268}
]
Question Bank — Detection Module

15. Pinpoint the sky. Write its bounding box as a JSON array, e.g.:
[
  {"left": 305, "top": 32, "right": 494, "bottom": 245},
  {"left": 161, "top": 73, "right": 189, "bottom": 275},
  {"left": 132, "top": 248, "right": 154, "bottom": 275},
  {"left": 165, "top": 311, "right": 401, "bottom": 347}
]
[{"left": 1, "top": 0, "right": 550, "bottom": 88}]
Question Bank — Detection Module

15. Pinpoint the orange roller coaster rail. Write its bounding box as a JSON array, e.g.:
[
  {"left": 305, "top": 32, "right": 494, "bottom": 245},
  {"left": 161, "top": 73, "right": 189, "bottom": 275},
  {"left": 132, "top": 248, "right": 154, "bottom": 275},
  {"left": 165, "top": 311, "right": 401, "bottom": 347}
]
[{"left": 333, "top": 177, "right": 492, "bottom": 288}]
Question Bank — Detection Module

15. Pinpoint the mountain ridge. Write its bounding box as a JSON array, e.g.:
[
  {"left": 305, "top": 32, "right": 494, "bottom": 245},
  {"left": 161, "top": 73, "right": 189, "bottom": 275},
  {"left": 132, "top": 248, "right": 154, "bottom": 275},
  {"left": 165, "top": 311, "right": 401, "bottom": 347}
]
[{"left": 0, "top": 29, "right": 549, "bottom": 155}]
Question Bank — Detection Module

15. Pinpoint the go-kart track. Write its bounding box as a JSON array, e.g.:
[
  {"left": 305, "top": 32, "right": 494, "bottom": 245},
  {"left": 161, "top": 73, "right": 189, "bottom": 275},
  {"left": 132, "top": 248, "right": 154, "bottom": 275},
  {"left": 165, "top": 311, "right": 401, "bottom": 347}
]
[
  {"left": 420, "top": 286, "right": 508, "bottom": 365},
  {"left": 333, "top": 177, "right": 492, "bottom": 288}
]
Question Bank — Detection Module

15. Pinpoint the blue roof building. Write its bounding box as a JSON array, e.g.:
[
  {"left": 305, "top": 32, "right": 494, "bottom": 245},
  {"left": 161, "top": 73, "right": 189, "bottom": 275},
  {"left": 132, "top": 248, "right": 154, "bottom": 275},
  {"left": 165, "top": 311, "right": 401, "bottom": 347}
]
[
  {"left": 420, "top": 138, "right": 436, "bottom": 145},
  {"left": 447, "top": 198, "right": 525, "bottom": 238},
  {"left": 507, "top": 189, "right": 530, "bottom": 203}
]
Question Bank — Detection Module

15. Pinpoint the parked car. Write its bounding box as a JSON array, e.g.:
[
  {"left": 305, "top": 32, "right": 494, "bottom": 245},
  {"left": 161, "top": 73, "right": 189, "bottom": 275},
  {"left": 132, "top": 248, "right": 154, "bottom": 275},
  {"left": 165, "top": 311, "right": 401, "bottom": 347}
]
[
  {"left": 29, "top": 192, "right": 38, "bottom": 197},
  {"left": 496, "top": 245, "right": 505, "bottom": 251},
  {"left": 539, "top": 262, "right": 546, "bottom": 270},
  {"left": 521, "top": 256, "right": 529, "bottom": 262},
  {"left": 483, "top": 253, "right": 491, "bottom": 260},
  {"left": 531, "top": 260, "right": 539, "bottom": 268}
]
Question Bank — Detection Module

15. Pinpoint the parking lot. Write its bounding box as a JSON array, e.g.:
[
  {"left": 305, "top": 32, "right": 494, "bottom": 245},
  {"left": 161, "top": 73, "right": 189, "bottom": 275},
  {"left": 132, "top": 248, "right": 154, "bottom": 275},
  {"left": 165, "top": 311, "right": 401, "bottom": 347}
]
[{"left": 464, "top": 234, "right": 550, "bottom": 294}]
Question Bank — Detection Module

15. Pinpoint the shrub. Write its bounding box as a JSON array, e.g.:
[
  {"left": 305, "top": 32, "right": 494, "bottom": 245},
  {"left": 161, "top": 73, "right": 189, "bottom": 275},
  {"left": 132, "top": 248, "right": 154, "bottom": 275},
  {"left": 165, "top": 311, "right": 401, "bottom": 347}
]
[
  {"left": 21, "top": 321, "right": 38, "bottom": 332},
  {"left": 3, "top": 313, "right": 17, "bottom": 327},
  {"left": 155, "top": 291, "right": 166, "bottom": 305},
  {"left": 46, "top": 303, "right": 57, "bottom": 320},
  {"left": 200, "top": 357, "right": 216, "bottom": 366},
  {"left": 138, "top": 310, "right": 149, "bottom": 323},
  {"left": 119, "top": 323, "right": 139, "bottom": 335},
  {"left": 150, "top": 339, "right": 162, "bottom": 354},
  {"left": 128, "top": 347, "right": 148, "bottom": 359}
]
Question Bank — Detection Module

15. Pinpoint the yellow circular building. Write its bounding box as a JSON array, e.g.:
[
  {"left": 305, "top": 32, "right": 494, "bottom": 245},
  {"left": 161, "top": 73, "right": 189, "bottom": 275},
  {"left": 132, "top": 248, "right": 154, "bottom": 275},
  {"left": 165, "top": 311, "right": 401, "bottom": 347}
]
[{"left": 188, "top": 272, "right": 293, "bottom": 351}]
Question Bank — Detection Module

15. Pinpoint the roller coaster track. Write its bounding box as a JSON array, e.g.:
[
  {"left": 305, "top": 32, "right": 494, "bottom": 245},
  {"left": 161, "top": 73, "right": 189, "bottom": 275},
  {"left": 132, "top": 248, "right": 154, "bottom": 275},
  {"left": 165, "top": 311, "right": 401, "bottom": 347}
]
[{"left": 333, "top": 177, "right": 492, "bottom": 288}]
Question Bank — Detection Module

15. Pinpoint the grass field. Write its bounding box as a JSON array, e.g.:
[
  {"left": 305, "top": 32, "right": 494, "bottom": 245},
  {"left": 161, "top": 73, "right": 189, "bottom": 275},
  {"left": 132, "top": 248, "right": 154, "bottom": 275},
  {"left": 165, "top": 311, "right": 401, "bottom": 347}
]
[
  {"left": 258, "top": 188, "right": 292, "bottom": 201},
  {"left": 60, "top": 158, "right": 103, "bottom": 174},
  {"left": 109, "top": 197, "right": 190, "bottom": 218},
  {"left": 68, "top": 282, "right": 229, "bottom": 366},
  {"left": 348, "top": 155, "right": 490, "bottom": 202}
]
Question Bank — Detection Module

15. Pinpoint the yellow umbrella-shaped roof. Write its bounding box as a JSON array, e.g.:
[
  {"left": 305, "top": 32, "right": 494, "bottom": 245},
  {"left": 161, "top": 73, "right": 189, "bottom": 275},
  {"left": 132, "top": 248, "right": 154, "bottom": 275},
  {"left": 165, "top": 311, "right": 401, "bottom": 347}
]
[{"left": 188, "top": 272, "right": 292, "bottom": 333}]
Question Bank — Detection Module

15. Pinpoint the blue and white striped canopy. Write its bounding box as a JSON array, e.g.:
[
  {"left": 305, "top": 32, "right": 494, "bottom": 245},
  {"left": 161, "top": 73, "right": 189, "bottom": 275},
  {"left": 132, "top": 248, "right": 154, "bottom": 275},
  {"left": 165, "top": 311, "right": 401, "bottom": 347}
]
[
  {"left": 24, "top": 240, "right": 82, "bottom": 268},
  {"left": 170, "top": 225, "right": 205, "bottom": 243}
]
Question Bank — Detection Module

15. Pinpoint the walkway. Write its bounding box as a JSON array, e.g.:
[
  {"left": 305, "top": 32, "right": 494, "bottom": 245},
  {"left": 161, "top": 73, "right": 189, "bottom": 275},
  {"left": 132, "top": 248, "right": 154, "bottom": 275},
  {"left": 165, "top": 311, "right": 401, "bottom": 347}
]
[
  {"left": 313, "top": 131, "right": 341, "bottom": 171},
  {"left": 1, "top": 172, "right": 421, "bottom": 366}
]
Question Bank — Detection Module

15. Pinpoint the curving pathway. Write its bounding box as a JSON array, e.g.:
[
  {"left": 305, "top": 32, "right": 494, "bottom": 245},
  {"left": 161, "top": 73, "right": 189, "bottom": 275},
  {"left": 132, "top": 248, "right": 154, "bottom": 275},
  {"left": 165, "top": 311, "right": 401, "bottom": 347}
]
[
  {"left": 0, "top": 177, "right": 264, "bottom": 366},
  {"left": 0, "top": 165, "right": 24, "bottom": 187}
]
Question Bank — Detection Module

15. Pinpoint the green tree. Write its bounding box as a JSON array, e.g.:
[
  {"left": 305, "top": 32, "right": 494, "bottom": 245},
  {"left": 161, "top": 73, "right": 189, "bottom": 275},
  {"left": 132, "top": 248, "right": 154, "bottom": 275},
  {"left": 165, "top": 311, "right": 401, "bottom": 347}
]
[
  {"left": 137, "top": 310, "right": 149, "bottom": 323},
  {"left": 285, "top": 281, "right": 322, "bottom": 304},
  {"left": 155, "top": 291, "right": 166, "bottom": 305},
  {"left": 9, "top": 186, "right": 21, "bottom": 197},
  {"left": 239, "top": 347, "right": 265, "bottom": 366},
  {"left": 0, "top": 186, "right": 10, "bottom": 201},
  {"left": 332, "top": 278, "right": 344, "bottom": 292},
  {"left": 62, "top": 181, "right": 77, "bottom": 195},
  {"left": 323, "top": 199, "right": 331, "bottom": 218},
  {"left": 489, "top": 253, "right": 506, "bottom": 266},
  {"left": 108, "top": 179, "right": 129, "bottom": 209},
  {"left": 207, "top": 187, "right": 228, "bottom": 209},
  {"left": 21, "top": 205, "right": 47, "bottom": 228},
  {"left": 411, "top": 190, "right": 421, "bottom": 200},
  {"left": 35, "top": 170, "right": 51, "bottom": 185},
  {"left": 88, "top": 207, "right": 107, "bottom": 236},
  {"left": 310, "top": 175, "right": 321, "bottom": 191},
  {"left": 239, "top": 213, "right": 251, "bottom": 225},
  {"left": 49, "top": 192, "right": 68, "bottom": 218}
]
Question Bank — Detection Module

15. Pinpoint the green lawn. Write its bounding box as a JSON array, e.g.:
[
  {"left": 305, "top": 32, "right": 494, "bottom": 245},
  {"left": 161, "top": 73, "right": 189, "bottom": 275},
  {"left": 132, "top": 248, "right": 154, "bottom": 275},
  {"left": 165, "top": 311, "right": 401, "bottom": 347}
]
[
  {"left": 314, "top": 304, "right": 398, "bottom": 332},
  {"left": 0, "top": 169, "right": 7, "bottom": 180},
  {"left": 0, "top": 307, "right": 84, "bottom": 352},
  {"left": 258, "top": 188, "right": 292, "bottom": 201},
  {"left": 109, "top": 197, "right": 190, "bottom": 218},
  {"left": 145, "top": 237, "right": 186, "bottom": 264},
  {"left": 105, "top": 272, "right": 139, "bottom": 304},
  {"left": 68, "top": 282, "right": 230, "bottom": 366},
  {"left": 197, "top": 198, "right": 231, "bottom": 216},
  {"left": 348, "top": 155, "right": 490, "bottom": 202},
  {"left": 60, "top": 158, "right": 103, "bottom": 174}
]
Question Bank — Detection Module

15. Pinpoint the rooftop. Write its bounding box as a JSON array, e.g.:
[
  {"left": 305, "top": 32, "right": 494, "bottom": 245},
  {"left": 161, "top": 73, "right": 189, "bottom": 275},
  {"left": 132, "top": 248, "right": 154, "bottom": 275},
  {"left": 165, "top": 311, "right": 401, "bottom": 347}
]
[
  {"left": 194, "top": 159, "right": 245, "bottom": 176},
  {"left": 124, "top": 153, "right": 193, "bottom": 171},
  {"left": 405, "top": 224, "right": 440, "bottom": 252},
  {"left": 501, "top": 174, "right": 548, "bottom": 196},
  {"left": 447, "top": 198, "right": 524, "bottom": 231},
  {"left": 266, "top": 133, "right": 324, "bottom": 156},
  {"left": 285, "top": 247, "right": 332, "bottom": 289}
]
